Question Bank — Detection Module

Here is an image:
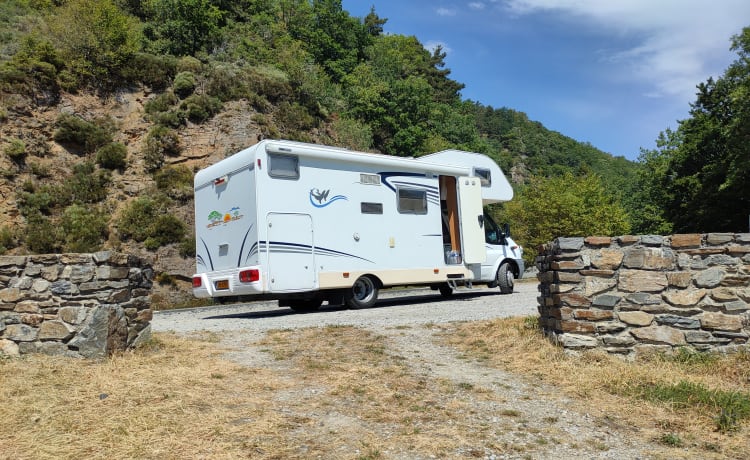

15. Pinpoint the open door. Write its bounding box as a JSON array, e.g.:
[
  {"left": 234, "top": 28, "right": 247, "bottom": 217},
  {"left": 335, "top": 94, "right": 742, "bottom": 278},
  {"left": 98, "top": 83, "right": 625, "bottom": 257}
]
[{"left": 456, "top": 176, "right": 486, "bottom": 264}]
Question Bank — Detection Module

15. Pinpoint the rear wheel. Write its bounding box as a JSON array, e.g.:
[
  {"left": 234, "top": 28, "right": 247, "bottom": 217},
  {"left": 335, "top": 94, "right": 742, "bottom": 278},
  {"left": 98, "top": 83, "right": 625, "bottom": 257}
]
[
  {"left": 288, "top": 298, "right": 322, "bottom": 313},
  {"left": 438, "top": 283, "right": 454, "bottom": 297},
  {"left": 497, "top": 262, "right": 515, "bottom": 294},
  {"left": 345, "top": 276, "right": 379, "bottom": 309}
]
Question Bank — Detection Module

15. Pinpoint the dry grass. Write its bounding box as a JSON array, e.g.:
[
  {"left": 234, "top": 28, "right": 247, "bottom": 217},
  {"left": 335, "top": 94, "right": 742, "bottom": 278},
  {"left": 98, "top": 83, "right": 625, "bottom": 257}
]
[{"left": 444, "top": 316, "right": 750, "bottom": 458}]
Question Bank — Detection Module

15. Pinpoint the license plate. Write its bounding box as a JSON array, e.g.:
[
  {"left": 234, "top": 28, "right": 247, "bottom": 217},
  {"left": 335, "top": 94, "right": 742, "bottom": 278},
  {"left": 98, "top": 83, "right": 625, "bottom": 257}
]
[{"left": 215, "top": 280, "right": 229, "bottom": 290}]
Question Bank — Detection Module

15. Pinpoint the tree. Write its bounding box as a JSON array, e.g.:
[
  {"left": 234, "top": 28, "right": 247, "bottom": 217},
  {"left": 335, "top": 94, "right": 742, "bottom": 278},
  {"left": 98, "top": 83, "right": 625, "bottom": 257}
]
[
  {"left": 497, "top": 172, "right": 631, "bottom": 267},
  {"left": 639, "top": 27, "right": 750, "bottom": 232},
  {"left": 143, "top": 0, "right": 223, "bottom": 56}
]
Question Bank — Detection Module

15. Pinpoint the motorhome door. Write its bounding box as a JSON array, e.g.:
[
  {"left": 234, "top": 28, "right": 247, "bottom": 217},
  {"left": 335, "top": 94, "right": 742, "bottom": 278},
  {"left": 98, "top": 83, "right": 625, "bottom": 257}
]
[
  {"left": 266, "top": 213, "right": 316, "bottom": 291},
  {"left": 457, "top": 177, "right": 487, "bottom": 264}
]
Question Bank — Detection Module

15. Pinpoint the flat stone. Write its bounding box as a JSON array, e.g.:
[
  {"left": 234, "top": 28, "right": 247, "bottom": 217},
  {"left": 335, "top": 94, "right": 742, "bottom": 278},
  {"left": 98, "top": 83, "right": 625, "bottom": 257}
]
[
  {"left": 684, "top": 331, "right": 730, "bottom": 344},
  {"left": 23, "top": 264, "right": 42, "bottom": 276},
  {"left": 0, "top": 288, "right": 23, "bottom": 303},
  {"left": 50, "top": 280, "right": 74, "bottom": 295},
  {"left": 706, "top": 254, "right": 740, "bottom": 266},
  {"left": 619, "top": 270, "right": 668, "bottom": 293},
  {"left": 555, "top": 272, "right": 582, "bottom": 283},
  {"left": 59, "top": 306, "right": 88, "bottom": 325},
  {"left": 554, "top": 293, "right": 591, "bottom": 308},
  {"left": 711, "top": 287, "right": 738, "bottom": 302},
  {"left": 633, "top": 344, "right": 673, "bottom": 357},
  {"left": 617, "top": 235, "right": 639, "bottom": 245},
  {"left": 550, "top": 284, "right": 577, "bottom": 294},
  {"left": 736, "top": 233, "right": 750, "bottom": 243},
  {"left": 596, "top": 321, "right": 627, "bottom": 333},
  {"left": 551, "top": 260, "right": 585, "bottom": 271},
  {"left": 3, "top": 323, "right": 38, "bottom": 342},
  {"left": 38, "top": 320, "right": 75, "bottom": 341},
  {"left": 68, "top": 265, "right": 96, "bottom": 283},
  {"left": 724, "top": 300, "right": 749, "bottom": 312},
  {"left": 707, "top": 233, "right": 735, "bottom": 245},
  {"left": 135, "top": 309, "right": 153, "bottom": 322},
  {"left": 38, "top": 341, "right": 72, "bottom": 356},
  {"left": 630, "top": 325, "right": 686, "bottom": 345},
  {"left": 60, "top": 254, "right": 93, "bottom": 264},
  {"left": 713, "top": 330, "right": 749, "bottom": 340},
  {"left": 670, "top": 234, "right": 702, "bottom": 248},
  {"left": 701, "top": 312, "right": 743, "bottom": 332},
  {"left": 593, "top": 294, "right": 621, "bottom": 308},
  {"left": 583, "top": 276, "right": 617, "bottom": 296},
  {"left": 130, "top": 324, "right": 152, "bottom": 349},
  {"left": 558, "top": 320, "right": 596, "bottom": 333},
  {"left": 585, "top": 236, "right": 612, "bottom": 246},
  {"left": 623, "top": 247, "right": 675, "bottom": 270},
  {"left": 557, "top": 237, "right": 584, "bottom": 251},
  {"left": 663, "top": 289, "right": 707, "bottom": 307},
  {"left": 694, "top": 267, "right": 725, "bottom": 288},
  {"left": 0, "top": 256, "right": 27, "bottom": 267},
  {"left": 727, "top": 245, "right": 750, "bottom": 255},
  {"left": 557, "top": 333, "right": 598, "bottom": 348},
  {"left": 626, "top": 292, "right": 661, "bottom": 305},
  {"left": 573, "top": 309, "right": 615, "bottom": 321},
  {"left": 93, "top": 251, "right": 113, "bottom": 263},
  {"left": 28, "top": 254, "right": 58, "bottom": 264},
  {"left": 721, "top": 275, "right": 750, "bottom": 287},
  {"left": 666, "top": 272, "right": 692, "bottom": 288},
  {"left": 682, "top": 248, "right": 725, "bottom": 256},
  {"left": 655, "top": 314, "right": 701, "bottom": 329},
  {"left": 20, "top": 313, "right": 44, "bottom": 326},
  {"left": 41, "top": 265, "right": 59, "bottom": 281},
  {"left": 31, "top": 279, "right": 51, "bottom": 293},
  {"left": 579, "top": 269, "right": 616, "bottom": 277},
  {"left": 618, "top": 311, "right": 654, "bottom": 326},
  {"left": 602, "top": 334, "right": 636, "bottom": 347},
  {"left": 641, "top": 235, "right": 664, "bottom": 246},
  {"left": 14, "top": 301, "right": 40, "bottom": 314},
  {"left": 590, "top": 249, "right": 624, "bottom": 270},
  {"left": 549, "top": 306, "right": 574, "bottom": 320},
  {"left": 0, "top": 339, "right": 20, "bottom": 357}
]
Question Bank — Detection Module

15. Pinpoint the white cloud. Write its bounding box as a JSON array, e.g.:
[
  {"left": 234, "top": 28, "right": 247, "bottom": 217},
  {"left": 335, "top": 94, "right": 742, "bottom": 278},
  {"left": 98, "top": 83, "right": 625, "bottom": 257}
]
[
  {"left": 436, "top": 7, "right": 457, "bottom": 16},
  {"left": 501, "top": 0, "right": 749, "bottom": 101},
  {"left": 424, "top": 40, "right": 452, "bottom": 56},
  {"left": 469, "top": 2, "right": 485, "bottom": 9}
]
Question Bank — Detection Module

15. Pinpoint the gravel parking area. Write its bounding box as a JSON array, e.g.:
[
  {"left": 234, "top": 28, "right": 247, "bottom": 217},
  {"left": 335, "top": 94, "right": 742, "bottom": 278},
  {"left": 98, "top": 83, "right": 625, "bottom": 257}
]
[{"left": 152, "top": 281, "right": 539, "bottom": 334}]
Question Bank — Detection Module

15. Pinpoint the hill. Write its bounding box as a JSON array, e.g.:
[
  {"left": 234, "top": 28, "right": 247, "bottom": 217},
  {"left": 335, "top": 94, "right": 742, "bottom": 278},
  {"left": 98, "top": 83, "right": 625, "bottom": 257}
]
[{"left": 0, "top": 0, "right": 637, "bottom": 304}]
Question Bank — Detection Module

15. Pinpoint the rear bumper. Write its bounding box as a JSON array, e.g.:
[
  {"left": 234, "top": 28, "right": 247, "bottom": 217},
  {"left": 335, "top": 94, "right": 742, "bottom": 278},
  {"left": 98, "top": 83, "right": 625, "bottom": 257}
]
[{"left": 192, "top": 267, "right": 264, "bottom": 298}]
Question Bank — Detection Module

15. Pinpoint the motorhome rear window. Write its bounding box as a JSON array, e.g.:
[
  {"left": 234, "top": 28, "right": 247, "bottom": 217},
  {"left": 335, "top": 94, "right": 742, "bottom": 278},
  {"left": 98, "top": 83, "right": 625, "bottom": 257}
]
[
  {"left": 397, "top": 188, "right": 427, "bottom": 214},
  {"left": 474, "top": 168, "right": 491, "bottom": 187},
  {"left": 268, "top": 153, "right": 299, "bottom": 179},
  {"left": 361, "top": 202, "right": 383, "bottom": 214}
]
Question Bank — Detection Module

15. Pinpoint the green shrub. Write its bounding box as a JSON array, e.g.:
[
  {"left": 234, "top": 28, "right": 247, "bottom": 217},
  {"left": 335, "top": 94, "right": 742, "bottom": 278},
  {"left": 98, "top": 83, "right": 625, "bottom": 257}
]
[
  {"left": 276, "top": 101, "right": 316, "bottom": 131},
  {"left": 62, "top": 161, "right": 110, "bottom": 205},
  {"left": 179, "top": 235, "right": 195, "bottom": 258},
  {"left": 18, "top": 188, "right": 55, "bottom": 216},
  {"left": 176, "top": 56, "right": 203, "bottom": 74},
  {"left": 118, "top": 195, "right": 185, "bottom": 250},
  {"left": 25, "top": 214, "right": 60, "bottom": 254},
  {"left": 0, "top": 226, "right": 17, "bottom": 254},
  {"left": 0, "top": 106, "right": 7, "bottom": 123},
  {"left": 206, "top": 64, "right": 250, "bottom": 101},
  {"left": 122, "top": 53, "right": 177, "bottom": 91},
  {"left": 61, "top": 204, "right": 108, "bottom": 252},
  {"left": 173, "top": 71, "right": 197, "bottom": 98},
  {"left": 53, "top": 113, "right": 114, "bottom": 153},
  {"left": 144, "top": 91, "right": 179, "bottom": 114},
  {"left": 143, "top": 126, "right": 181, "bottom": 172},
  {"left": 28, "top": 162, "right": 51, "bottom": 178},
  {"left": 96, "top": 142, "right": 127, "bottom": 170},
  {"left": 179, "top": 94, "right": 222, "bottom": 123},
  {"left": 154, "top": 165, "right": 193, "bottom": 201},
  {"left": 3, "top": 138, "right": 26, "bottom": 163}
]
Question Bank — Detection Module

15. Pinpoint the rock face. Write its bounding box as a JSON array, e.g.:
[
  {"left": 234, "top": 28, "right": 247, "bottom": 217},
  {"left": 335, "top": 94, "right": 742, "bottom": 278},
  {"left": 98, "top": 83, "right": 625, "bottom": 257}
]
[
  {"left": 0, "top": 252, "right": 153, "bottom": 358},
  {"left": 537, "top": 233, "right": 750, "bottom": 356}
]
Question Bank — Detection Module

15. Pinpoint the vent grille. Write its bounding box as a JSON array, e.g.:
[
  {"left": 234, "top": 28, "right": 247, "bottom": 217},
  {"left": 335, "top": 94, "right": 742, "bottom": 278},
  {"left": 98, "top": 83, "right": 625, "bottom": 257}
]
[{"left": 360, "top": 173, "right": 381, "bottom": 185}]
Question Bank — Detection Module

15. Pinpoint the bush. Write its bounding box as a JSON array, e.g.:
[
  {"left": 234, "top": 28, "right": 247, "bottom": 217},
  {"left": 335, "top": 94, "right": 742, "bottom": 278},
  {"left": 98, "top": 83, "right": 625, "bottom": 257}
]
[
  {"left": 25, "top": 214, "right": 60, "bottom": 254},
  {"left": 143, "top": 126, "right": 181, "bottom": 172},
  {"left": 0, "top": 226, "right": 17, "bottom": 254},
  {"left": 154, "top": 165, "right": 193, "bottom": 201},
  {"left": 118, "top": 195, "right": 185, "bottom": 250},
  {"left": 53, "top": 113, "right": 114, "bottom": 153},
  {"left": 96, "top": 142, "right": 127, "bottom": 170},
  {"left": 60, "top": 161, "right": 111, "bottom": 205},
  {"left": 144, "top": 91, "right": 179, "bottom": 114},
  {"left": 179, "top": 94, "right": 222, "bottom": 123},
  {"left": 173, "top": 71, "right": 197, "bottom": 98},
  {"left": 3, "top": 138, "right": 26, "bottom": 163},
  {"left": 61, "top": 204, "right": 108, "bottom": 252},
  {"left": 176, "top": 56, "right": 203, "bottom": 74},
  {"left": 122, "top": 53, "right": 177, "bottom": 91}
]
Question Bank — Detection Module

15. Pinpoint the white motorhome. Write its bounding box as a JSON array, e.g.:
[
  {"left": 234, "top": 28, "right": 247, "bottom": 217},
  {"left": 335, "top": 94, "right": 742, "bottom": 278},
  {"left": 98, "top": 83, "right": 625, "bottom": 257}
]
[{"left": 192, "top": 139, "right": 524, "bottom": 311}]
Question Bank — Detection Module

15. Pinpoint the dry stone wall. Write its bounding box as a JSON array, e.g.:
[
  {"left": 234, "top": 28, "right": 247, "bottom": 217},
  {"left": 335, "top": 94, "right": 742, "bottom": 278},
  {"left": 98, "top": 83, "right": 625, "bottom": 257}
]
[
  {"left": 0, "top": 252, "right": 153, "bottom": 358},
  {"left": 536, "top": 234, "right": 750, "bottom": 356}
]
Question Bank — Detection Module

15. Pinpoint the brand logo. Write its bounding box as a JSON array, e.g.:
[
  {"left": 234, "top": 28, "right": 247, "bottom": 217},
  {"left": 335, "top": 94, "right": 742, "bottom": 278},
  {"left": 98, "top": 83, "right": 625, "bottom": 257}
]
[
  {"left": 207, "top": 207, "right": 243, "bottom": 228},
  {"left": 309, "top": 188, "right": 347, "bottom": 208}
]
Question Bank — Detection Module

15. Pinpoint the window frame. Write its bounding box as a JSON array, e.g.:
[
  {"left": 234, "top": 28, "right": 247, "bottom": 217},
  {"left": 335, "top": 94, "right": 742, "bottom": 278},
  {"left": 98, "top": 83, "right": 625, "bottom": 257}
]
[
  {"left": 268, "top": 153, "right": 299, "bottom": 180},
  {"left": 397, "top": 187, "right": 428, "bottom": 215}
]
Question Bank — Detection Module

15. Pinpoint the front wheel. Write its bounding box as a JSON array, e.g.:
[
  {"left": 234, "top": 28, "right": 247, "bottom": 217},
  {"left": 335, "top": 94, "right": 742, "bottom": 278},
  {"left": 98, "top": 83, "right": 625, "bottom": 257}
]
[
  {"left": 497, "top": 262, "right": 515, "bottom": 294},
  {"left": 438, "top": 283, "right": 454, "bottom": 297},
  {"left": 345, "top": 276, "right": 379, "bottom": 309}
]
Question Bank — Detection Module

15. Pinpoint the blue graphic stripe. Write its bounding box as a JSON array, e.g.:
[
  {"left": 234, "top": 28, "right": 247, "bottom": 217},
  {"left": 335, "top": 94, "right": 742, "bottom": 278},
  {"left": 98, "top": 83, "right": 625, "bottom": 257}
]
[
  {"left": 199, "top": 238, "right": 214, "bottom": 271},
  {"left": 244, "top": 242, "right": 259, "bottom": 265},
  {"left": 309, "top": 194, "right": 348, "bottom": 208},
  {"left": 236, "top": 224, "right": 255, "bottom": 267},
  {"left": 260, "top": 241, "right": 374, "bottom": 263}
]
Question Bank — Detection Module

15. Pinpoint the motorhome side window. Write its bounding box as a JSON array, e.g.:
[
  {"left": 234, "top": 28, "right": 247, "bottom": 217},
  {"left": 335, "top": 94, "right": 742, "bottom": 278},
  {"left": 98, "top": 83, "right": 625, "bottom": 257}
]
[
  {"left": 361, "top": 202, "right": 383, "bottom": 214},
  {"left": 268, "top": 153, "right": 299, "bottom": 179},
  {"left": 474, "top": 168, "right": 491, "bottom": 187},
  {"left": 397, "top": 188, "right": 427, "bottom": 214}
]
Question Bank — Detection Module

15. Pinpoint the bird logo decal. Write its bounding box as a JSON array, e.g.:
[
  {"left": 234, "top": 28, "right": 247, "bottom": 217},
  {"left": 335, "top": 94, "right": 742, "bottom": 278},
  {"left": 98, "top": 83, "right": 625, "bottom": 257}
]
[{"left": 309, "top": 187, "right": 347, "bottom": 208}]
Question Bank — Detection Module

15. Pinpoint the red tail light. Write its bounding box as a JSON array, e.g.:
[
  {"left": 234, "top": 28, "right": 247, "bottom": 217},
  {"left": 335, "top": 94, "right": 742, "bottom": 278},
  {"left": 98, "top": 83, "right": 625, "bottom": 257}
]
[
  {"left": 192, "top": 276, "right": 202, "bottom": 288},
  {"left": 239, "top": 269, "right": 260, "bottom": 283}
]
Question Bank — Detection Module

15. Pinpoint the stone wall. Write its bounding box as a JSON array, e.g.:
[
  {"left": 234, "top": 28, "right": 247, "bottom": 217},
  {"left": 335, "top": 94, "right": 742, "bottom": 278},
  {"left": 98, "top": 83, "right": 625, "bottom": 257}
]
[
  {"left": 536, "top": 234, "right": 750, "bottom": 356},
  {"left": 0, "top": 252, "right": 153, "bottom": 358}
]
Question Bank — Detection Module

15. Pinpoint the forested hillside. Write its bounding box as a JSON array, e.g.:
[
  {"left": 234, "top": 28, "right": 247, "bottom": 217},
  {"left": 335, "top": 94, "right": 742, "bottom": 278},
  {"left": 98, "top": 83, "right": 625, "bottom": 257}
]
[{"left": 0, "top": 0, "right": 746, "bottom": 298}]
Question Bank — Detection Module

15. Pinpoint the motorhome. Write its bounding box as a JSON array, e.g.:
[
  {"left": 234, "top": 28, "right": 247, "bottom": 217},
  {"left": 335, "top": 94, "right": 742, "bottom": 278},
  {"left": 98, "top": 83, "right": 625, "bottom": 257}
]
[{"left": 192, "top": 139, "right": 524, "bottom": 311}]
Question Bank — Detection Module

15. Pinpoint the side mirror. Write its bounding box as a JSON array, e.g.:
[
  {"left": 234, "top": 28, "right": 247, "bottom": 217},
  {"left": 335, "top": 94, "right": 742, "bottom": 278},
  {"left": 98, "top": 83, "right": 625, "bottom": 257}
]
[{"left": 503, "top": 223, "right": 511, "bottom": 238}]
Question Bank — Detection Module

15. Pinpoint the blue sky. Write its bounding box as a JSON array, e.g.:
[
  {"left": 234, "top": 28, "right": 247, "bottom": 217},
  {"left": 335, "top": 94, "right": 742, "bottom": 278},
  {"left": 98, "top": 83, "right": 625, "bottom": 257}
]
[{"left": 341, "top": 0, "right": 750, "bottom": 161}]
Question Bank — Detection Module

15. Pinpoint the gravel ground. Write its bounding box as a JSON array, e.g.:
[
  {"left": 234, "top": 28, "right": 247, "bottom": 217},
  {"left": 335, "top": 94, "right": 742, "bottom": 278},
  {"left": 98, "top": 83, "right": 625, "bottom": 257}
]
[
  {"left": 152, "top": 281, "right": 540, "bottom": 334},
  {"left": 152, "top": 281, "right": 667, "bottom": 459}
]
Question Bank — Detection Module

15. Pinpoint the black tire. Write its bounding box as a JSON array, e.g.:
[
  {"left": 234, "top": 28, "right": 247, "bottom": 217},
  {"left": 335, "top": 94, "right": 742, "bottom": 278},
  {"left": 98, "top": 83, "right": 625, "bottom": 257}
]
[
  {"left": 497, "top": 262, "right": 515, "bottom": 294},
  {"left": 288, "top": 298, "right": 322, "bottom": 313},
  {"left": 438, "top": 283, "right": 454, "bottom": 297},
  {"left": 344, "top": 276, "right": 379, "bottom": 309}
]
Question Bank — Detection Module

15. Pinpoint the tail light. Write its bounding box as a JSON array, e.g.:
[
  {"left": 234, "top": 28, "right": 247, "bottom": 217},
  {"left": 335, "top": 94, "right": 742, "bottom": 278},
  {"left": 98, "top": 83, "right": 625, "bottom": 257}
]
[
  {"left": 192, "top": 276, "right": 202, "bottom": 288},
  {"left": 239, "top": 269, "right": 260, "bottom": 283}
]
